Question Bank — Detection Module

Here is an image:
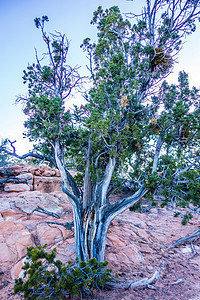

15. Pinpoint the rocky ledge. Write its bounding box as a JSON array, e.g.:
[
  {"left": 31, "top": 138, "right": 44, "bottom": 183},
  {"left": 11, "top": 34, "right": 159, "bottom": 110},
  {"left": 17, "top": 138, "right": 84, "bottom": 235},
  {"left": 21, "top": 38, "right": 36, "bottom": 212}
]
[{"left": 0, "top": 164, "right": 200, "bottom": 300}]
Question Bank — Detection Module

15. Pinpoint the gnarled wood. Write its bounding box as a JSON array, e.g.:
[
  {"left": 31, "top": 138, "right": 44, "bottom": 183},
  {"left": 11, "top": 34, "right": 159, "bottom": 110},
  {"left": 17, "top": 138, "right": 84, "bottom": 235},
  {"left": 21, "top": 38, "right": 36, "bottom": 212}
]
[
  {"left": 106, "top": 270, "right": 160, "bottom": 290},
  {"left": 168, "top": 229, "right": 200, "bottom": 250}
]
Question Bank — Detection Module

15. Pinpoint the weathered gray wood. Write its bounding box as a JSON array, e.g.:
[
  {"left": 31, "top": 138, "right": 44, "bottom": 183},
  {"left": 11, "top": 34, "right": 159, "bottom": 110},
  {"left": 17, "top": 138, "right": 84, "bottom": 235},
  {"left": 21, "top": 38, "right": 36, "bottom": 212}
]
[
  {"left": 106, "top": 270, "right": 160, "bottom": 290},
  {"left": 168, "top": 229, "right": 200, "bottom": 249}
]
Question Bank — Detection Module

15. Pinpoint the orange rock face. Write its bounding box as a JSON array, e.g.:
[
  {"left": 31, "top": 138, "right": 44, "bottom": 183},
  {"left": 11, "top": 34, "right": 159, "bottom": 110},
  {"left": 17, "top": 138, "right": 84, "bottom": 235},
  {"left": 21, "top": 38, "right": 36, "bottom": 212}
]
[
  {"left": 4, "top": 183, "right": 30, "bottom": 193},
  {"left": 0, "top": 221, "right": 34, "bottom": 270},
  {"left": 1, "top": 164, "right": 63, "bottom": 193},
  {"left": 33, "top": 176, "right": 62, "bottom": 192},
  {"left": 0, "top": 164, "right": 74, "bottom": 275},
  {"left": 0, "top": 162, "right": 199, "bottom": 295}
]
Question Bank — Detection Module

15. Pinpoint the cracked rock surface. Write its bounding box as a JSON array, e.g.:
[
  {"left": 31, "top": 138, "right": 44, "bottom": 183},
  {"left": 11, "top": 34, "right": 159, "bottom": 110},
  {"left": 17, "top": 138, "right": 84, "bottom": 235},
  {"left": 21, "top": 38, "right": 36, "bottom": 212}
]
[{"left": 0, "top": 164, "right": 200, "bottom": 299}]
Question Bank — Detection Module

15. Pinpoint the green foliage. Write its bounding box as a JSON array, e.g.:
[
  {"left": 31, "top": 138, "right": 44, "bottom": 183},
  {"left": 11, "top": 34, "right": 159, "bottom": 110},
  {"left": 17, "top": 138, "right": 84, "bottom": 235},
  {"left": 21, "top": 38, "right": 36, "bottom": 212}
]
[
  {"left": 14, "top": 4, "right": 200, "bottom": 245},
  {"left": 144, "top": 172, "right": 160, "bottom": 190},
  {"left": 80, "top": 5, "right": 159, "bottom": 182},
  {"left": 0, "top": 150, "right": 10, "bottom": 168},
  {"left": 14, "top": 245, "right": 113, "bottom": 299},
  {"left": 129, "top": 201, "right": 142, "bottom": 213},
  {"left": 34, "top": 16, "right": 49, "bottom": 29},
  {"left": 174, "top": 212, "right": 181, "bottom": 217},
  {"left": 73, "top": 172, "right": 84, "bottom": 187},
  {"left": 181, "top": 212, "right": 193, "bottom": 225},
  {"left": 145, "top": 71, "right": 200, "bottom": 220},
  {"left": 173, "top": 211, "right": 193, "bottom": 225},
  {"left": 18, "top": 16, "right": 85, "bottom": 163}
]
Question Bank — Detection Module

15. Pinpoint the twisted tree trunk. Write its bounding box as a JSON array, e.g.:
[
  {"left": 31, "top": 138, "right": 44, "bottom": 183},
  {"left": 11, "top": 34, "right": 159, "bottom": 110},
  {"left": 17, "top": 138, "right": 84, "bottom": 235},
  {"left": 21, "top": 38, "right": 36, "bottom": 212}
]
[
  {"left": 54, "top": 138, "right": 149, "bottom": 262},
  {"left": 73, "top": 187, "right": 148, "bottom": 262}
]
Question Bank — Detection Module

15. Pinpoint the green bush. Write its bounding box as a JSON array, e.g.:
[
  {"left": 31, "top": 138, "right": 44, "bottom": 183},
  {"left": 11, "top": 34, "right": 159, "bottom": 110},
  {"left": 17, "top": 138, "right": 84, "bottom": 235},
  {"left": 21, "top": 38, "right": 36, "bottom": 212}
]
[
  {"left": 129, "top": 202, "right": 142, "bottom": 212},
  {"left": 181, "top": 212, "right": 193, "bottom": 226},
  {"left": 14, "top": 245, "right": 113, "bottom": 299}
]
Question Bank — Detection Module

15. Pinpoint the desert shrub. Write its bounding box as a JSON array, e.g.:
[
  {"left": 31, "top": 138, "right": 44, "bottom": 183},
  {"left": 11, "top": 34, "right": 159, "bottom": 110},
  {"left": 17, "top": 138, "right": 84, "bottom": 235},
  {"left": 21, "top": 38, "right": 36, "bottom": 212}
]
[
  {"left": 14, "top": 245, "right": 113, "bottom": 299},
  {"left": 129, "top": 202, "right": 142, "bottom": 212}
]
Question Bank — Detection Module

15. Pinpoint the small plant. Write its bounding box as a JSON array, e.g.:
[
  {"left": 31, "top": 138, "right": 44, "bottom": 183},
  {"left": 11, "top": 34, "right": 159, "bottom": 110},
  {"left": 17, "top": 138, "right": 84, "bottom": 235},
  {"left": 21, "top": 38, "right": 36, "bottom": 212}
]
[
  {"left": 174, "top": 211, "right": 181, "bottom": 218},
  {"left": 14, "top": 245, "right": 113, "bottom": 299},
  {"left": 129, "top": 202, "right": 142, "bottom": 212},
  {"left": 181, "top": 212, "right": 193, "bottom": 226}
]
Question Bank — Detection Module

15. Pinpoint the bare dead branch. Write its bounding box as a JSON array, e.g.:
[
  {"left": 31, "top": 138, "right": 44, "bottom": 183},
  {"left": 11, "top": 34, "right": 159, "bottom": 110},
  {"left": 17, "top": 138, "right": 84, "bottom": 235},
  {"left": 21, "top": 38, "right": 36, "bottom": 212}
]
[
  {"left": 45, "top": 221, "right": 74, "bottom": 229},
  {"left": 33, "top": 207, "right": 61, "bottom": 218},
  {"left": 0, "top": 141, "right": 56, "bottom": 166},
  {"left": 168, "top": 229, "right": 200, "bottom": 249},
  {"left": 106, "top": 270, "right": 160, "bottom": 290}
]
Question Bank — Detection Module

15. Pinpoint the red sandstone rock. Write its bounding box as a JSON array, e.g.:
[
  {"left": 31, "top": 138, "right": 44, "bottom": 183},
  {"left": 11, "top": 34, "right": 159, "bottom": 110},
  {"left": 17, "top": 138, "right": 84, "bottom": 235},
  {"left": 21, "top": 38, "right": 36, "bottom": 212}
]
[
  {"left": 107, "top": 234, "right": 126, "bottom": 247},
  {"left": 36, "top": 223, "right": 73, "bottom": 246},
  {"left": 5, "top": 163, "right": 60, "bottom": 177},
  {"left": 4, "top": 183, "right": 30, "bottom": 193},
  {"left": 33, "top": 176, "right": 62, "bottom": 192},
  {"left": 9, "top": 164, "right": 34, "bottom": 175},
  {"left": 16, "top": 173, "right": 33, "bottom": 190},
  {"left": 1, "top": 211, "right": 24, "bottom": 222},
  {"left": 12, "top": 191, "right": 65, "bottom": 216},
  {"left": 33, "top": 165, "right": 59, "bottom": 177},
  {"left": 0, "top": 221, "right": 35, "bottom": 271},
  {"left": 0, "top": 199, "right": 11, "bottom": 211},
  {"left": 11, "top": 258, "right": 25, "bottom": 280}
]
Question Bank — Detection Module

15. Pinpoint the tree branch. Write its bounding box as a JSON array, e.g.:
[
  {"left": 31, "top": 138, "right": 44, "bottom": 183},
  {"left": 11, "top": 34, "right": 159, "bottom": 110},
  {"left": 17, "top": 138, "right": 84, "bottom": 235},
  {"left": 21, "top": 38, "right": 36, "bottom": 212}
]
[
  {"left": 152, "top": 135, "right": 164, "bottom": 173},
  {"left": 104, "top": 185, "right": 148, "bottom": 221},
  {"left": 168, "top": 229, "right": 200, "bottom": 250},
  {"left": 54, "top": 139, "right": 80, "bottom": 209},
  {"left": 0, "top": 141, "right": 56, "bottom": 166}
]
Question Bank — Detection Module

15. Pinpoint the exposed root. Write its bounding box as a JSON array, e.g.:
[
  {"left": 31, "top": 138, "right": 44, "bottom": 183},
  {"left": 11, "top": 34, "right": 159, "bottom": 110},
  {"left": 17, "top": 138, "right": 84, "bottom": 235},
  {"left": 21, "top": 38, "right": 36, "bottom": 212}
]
[
  {"left": 33, "top": 206, "right": 61, "bottom": 218},
  {"left": 167, "top": 229, "right": 200, "bottom": 250},
  {"left": 106, "top": 270, "right": 160, "bottom": 290},
  {"left": 45, "top": 221, "right": 73, "bottom": 230},
  {"left": 189, "top": 243, "right": 198, "bottom": 259},
  {"left": 129, "top": 270, "right": 160, "bottom": 289},
  {"left": 171, "top": 278, "right": 184, "bottom": 285}
]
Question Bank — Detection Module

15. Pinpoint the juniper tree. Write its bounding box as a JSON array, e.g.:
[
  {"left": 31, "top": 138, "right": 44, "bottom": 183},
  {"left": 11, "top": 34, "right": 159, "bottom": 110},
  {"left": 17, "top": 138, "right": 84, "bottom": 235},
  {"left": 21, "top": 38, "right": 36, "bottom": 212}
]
[{"left": 1, "top": 1, "right": 200, "bottom": 262}]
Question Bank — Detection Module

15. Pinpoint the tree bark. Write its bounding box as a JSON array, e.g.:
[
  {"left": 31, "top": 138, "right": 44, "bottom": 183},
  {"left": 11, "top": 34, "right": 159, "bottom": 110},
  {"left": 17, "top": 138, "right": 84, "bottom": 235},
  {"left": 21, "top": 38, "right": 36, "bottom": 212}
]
[
  {"left": 54, "top": 138, "right": 149, "bottom": 263},
  {"left": 73, "top": 186, "right": 148, "bottom": 263},
  {"left": 152, "top": 136, "right": 163, "bottom": 173},
  {"left": 73, "top": 203, "right": 114, "bottom": 263}
]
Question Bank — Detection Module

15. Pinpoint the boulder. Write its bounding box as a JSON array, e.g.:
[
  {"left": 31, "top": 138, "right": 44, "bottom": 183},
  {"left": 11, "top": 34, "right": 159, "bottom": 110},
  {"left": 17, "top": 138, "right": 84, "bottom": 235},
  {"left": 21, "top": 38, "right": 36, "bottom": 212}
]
[
  {"left": 11, "top": 258, "right": 26, "bottom": 280},
  {"left": 9, "top": 164, "right": 35, "bottom": 176},
  {"left": 4, "top": 183, "right": 30, "bottom": 192},
  {"left": 17, "top": 173, "right": 33, "bottom": 190},
  {"left": 0, "top": 199, "right": 11, "bottom": 211},
  {"left": 0, "top": 221, "right": 34, "bottom": 270},
  {"left": 36, "top": 223, "right": 73, "bottom": 246},
  {"left": 1, "top": 210, "right": 24, "bottom": 222},
  {"left": 13, "top": 191, "right": 64, "bottom": 216},
  {"left": 0, "top": 243, "right": 17, "bottom": 265},
  {"left": 34, "top": 176, "right": 62, "bottom": 192},
  {"left": 33, "top": 165, "right": 59, "bottom": 177}
]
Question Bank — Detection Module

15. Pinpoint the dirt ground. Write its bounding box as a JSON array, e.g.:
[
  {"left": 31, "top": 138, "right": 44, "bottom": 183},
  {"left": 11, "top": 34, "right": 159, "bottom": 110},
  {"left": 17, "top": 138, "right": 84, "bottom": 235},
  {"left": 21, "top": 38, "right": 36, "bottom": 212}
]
[{"left": 0, "top": 204, "right": 200, "bottom": 300}]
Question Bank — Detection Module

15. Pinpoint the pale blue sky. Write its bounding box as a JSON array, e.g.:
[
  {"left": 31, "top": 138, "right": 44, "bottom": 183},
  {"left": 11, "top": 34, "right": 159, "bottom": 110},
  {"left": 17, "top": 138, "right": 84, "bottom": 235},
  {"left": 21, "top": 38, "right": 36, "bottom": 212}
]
[{"left": 0, "top": 0, "right": 200, "bottom": 154}]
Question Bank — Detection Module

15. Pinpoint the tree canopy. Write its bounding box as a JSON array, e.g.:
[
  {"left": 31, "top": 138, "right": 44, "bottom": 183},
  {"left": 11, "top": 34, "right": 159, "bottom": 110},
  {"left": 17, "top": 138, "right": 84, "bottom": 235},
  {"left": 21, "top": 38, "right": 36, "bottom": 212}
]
[{"left": 1, "top": 0, "right": 200, "bottom": 262}]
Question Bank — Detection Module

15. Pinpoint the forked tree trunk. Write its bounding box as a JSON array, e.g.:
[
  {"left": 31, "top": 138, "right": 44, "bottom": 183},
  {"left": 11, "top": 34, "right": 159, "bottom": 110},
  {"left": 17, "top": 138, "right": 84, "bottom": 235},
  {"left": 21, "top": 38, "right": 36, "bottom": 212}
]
[
  {"left": 54, "top": 139, "right": 148, "bottom": 262},
  {"left": 73, "top": 205, "right": 110, "bottom": 262},
  {"left": 72, "top": 185, "right": 148, "bottom": 263}
]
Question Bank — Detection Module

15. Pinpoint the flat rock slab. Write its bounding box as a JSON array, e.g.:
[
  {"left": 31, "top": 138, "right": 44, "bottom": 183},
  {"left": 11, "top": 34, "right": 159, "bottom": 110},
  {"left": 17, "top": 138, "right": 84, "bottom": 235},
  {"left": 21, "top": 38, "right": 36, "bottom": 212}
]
[{"left": 4, "top": 183, "right": 30, "bottom": 193}]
